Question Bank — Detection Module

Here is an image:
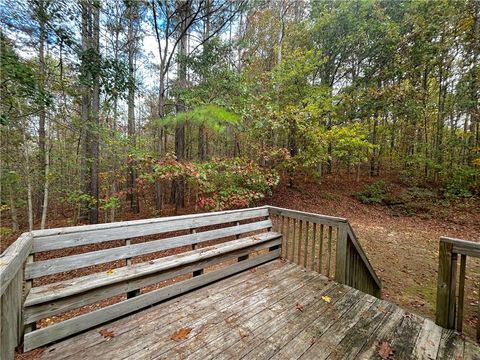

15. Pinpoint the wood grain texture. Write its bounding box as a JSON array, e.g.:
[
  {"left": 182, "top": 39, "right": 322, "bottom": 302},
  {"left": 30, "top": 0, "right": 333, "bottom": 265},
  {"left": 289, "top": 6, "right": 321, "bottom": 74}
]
[
  {"left": 24, "top": 236, "right": 281, "bottom": 323},
  {"left": 26, "top": 220, "right": 272, "bottom": 279},
  {"left": 32, "top": 207, "right": 269, "bottom": 253},
  {"left": 24, "top": 250, "right": 280, "bottom": 351},
  {"left": 0, "top": 232, "right": 32, "bottom": 296},
  {"left": 34, "top": 261, "right": 474, "bottom": 360}
]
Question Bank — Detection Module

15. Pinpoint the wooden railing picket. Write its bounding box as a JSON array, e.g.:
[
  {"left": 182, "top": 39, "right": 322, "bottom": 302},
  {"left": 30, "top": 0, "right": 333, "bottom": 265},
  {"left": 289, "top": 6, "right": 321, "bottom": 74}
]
[
  {"left": 334, "top": 223, "right": 348, "bottom": 284},
  {"left": 435, "top": 236, "right": 480, "bottom": 335},
  {"left": 310, "top": 223, "right": 316, "bottom": 271},
  {"left": 267, "top": 206, "right": 381, "bottom": 298},
  {"left": 297, "top": 220, "right": 302, "bottom": 265},
  {"left": 327, "top": 226, "right": 332, "bottom": 278},
  {"left": 318, "top": 224, "right": 324, "bottom": 274}
]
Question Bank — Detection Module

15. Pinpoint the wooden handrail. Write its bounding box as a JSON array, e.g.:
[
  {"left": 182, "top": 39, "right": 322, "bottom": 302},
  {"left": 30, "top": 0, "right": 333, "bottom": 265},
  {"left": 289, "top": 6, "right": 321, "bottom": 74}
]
[
  {"left": 0, "top": 232, "right": 33, "bottom": 360},
  {"left": 266, "top": 206, "right": 381, "bottom": 298},
  {"left": 436, "top": 236, "right": 480, "bottom": 338},
  {"left": 346, "top": 223, "right": 382, "bottom": 290}
]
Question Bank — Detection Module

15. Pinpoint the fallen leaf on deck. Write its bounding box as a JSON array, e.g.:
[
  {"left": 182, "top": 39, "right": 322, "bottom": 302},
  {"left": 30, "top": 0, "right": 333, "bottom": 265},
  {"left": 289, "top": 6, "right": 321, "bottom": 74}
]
[
  {"left": 171, "top": 327, "right": 192, "bottom": 342},
  {"left": 99, "top": 329, "right": 115, "bottom": 338},
  {"left": 106, "top": 269, "right": 114, "bottom": 276},
  {"left": 295, "top": 303, "right": 305, "bottom": 311},
  {"left": 239, "top": 328, "right": 250, "bottom": 339},
  {"left": 377, "top": 341, "right": 395, "bottom": 359},
  {"left": 249, "top": 267, "right": 257, "bottom": 273},
  {"left": 321, "top": 296, "right": 332, "bottom": 303}
]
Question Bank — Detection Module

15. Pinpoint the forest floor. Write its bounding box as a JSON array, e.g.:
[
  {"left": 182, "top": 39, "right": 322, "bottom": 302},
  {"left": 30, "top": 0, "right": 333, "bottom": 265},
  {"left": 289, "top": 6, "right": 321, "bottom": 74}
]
[{"left": 266, "top": 172, "right": 480, "bottom": 340}]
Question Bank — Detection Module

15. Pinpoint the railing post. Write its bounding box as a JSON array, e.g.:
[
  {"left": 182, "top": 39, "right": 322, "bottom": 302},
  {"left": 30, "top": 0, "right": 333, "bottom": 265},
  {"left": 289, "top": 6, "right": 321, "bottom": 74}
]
[
  {"left": 191, "top": 229, "right": 203, "bottom": 276},
  {"left": 436, "top": 240, "right": 457, "bottom": 329},
  {"left": 335, "top": 223, "right": 349, "bottom": 284}
]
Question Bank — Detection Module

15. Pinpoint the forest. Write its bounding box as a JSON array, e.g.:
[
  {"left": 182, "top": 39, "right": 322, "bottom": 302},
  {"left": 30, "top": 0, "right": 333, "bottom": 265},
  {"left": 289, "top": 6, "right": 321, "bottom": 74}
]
[
  {"left": 2, "top": 0, "right": 480, "bottom": 356},
  {"left": 0, "top": 0, "right": 479, "bottom": 234}
]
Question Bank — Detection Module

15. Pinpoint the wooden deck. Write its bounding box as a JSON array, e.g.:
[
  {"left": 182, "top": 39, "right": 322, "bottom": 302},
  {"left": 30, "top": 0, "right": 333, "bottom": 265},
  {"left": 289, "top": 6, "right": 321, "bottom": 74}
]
[{"left": 37, "top": 260, "right": 479, "bottom": 360}]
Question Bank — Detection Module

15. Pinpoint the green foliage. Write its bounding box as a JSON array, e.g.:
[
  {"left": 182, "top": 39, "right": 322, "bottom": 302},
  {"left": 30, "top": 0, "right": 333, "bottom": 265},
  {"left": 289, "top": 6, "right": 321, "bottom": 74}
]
[
  {"left": 443, "top": 165, "right": 480, "bottom": 198},
  {"left": 100, "top": 196, "right": 121, "bottom": 211},
  {"left": 355, "top": 180, "right": 387, "bottom": 204},
  {"left": 329, "top": 123, "right": 375, "bottom": 166},
  {"left": 0, "top": 227, "right": 14, "bottom": 237},
  {"left": 158, "top": 105, "right": 240, "bottom": 133},
  {"left": 65, "top": 191, "right": 97, "bottom": 209}
]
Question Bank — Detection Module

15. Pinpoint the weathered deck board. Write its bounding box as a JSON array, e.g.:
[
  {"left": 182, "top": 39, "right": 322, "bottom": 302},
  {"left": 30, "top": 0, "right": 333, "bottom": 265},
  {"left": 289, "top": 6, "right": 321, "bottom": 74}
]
[
  {"left": 37, "top": 260, "right": 477, "bottom": 360},
  {"left": 40, "top": 260, "right": 292, "bottom": 360}
]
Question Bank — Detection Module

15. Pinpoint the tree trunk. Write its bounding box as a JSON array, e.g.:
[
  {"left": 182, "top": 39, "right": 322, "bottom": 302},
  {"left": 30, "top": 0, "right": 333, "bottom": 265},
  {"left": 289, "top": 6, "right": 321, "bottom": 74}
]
[
  {"left": 79, "top": 0, "right": 91, "bottom": 222},
  {"left": 37, "top": 0, "right": 47, "bottom": 220},
  {"left": 370, "top": 114, "right": 379, "bottom": 176},
  {"left": 20, "top": 113, "right": 33, "bottom": 231},
  {"left": 172, "top": 0, "right": 189, "bottom": 210},
  {"left": 40, "top": 121, "right": 50, "bottom": 229},
  {"left": 8, "top": 182, "right": 19, "bottom": 232},
  {"left": 127, "top": 1, "right": 139, "bottom": 213},
  {"left": 89, "top": 1, "right": 100, "bottom": 224}
]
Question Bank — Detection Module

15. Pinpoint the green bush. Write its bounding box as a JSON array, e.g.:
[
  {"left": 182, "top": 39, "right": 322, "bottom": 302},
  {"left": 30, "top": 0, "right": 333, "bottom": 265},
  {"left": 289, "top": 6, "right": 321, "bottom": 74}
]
[
  {"left": 355, "top": 180, "right": 387, "bottom": 204},
  {"left": 443, "top": 165, "right": 480, "bottom": 198}
]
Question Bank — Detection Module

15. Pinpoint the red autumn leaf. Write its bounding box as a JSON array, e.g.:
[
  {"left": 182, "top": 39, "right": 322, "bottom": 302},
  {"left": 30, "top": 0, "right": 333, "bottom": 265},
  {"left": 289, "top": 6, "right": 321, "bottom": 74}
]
[
  {"left": 99, "top": 329, "right": 115, "bottom": 338},
  {"left": 171, "top": 327, "right": 192, "bottom": 342},
  {"left": 377, "top": 341, "right": 395, "bottom": 359},
  {"left": 295, "top": 303, "right": 305, "bottom": 312}
]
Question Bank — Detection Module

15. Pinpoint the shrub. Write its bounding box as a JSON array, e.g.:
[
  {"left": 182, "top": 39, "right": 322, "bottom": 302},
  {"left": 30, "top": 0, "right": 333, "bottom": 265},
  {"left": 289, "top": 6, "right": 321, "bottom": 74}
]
[
  {"left": 443, "top": 165, "right": 480, "bottom": 198},
  {"left": 197, "top": 157, "right": 280, "bottom": 210},
  {"left": 355, "top": 180, "right": 387, "bottom": 204}
]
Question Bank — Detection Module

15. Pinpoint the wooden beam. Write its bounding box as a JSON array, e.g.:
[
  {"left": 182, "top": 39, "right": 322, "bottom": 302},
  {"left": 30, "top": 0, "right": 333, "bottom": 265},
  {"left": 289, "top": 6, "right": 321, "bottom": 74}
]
[
  {"left": 32, "top": 207, "right": 270, "bottom": 253},
  {"left": 436, "top": 241, "right": 456, "bottom": 328}
]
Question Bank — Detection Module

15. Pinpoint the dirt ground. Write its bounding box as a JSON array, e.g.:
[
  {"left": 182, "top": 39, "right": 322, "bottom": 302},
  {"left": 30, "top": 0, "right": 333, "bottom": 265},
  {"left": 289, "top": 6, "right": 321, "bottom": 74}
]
[{"left": 266, "top": 173, "right": 480, "bottom": 340}]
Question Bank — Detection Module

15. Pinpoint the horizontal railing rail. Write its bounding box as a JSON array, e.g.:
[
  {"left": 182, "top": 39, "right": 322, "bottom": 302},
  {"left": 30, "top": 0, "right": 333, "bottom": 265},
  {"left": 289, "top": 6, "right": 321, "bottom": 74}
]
[
  {"left": 267, "top": 206, "right": 381, "bottom": 297},
  {"left": 436, "top": 236, "right": 480, "bottom": 338}
]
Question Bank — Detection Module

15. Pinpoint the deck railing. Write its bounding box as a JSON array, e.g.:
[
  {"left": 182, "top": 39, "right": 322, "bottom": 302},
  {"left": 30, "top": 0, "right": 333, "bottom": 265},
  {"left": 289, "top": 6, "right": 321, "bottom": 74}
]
[
  {"left": 436, "top": 236, "right": 480, "bottom": 338},
  {"left": 268, "top": 206, "right": 381, "bottom": 297},
  {"left": 0, "top": 205, "right": 381, "bottom": 359},
  {"left": 0, "top": 233, "right": 32, "bottom": 360}
]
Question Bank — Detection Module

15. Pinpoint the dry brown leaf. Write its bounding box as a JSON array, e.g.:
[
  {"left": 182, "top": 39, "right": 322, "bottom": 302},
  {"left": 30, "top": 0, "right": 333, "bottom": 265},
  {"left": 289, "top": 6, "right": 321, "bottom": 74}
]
[
  {"left": 249, "top": 267, "right": 257, "bottom": 273},
  {"left": 171, "top": 327, "right": 192, "bottom": 342},
  {"left": 295, "top": 303, "right": 305, "bottom": 312},
  {"left": 99, "top": 329, "right": 115, "bottom": 338},
  {"left": 238, "top": 328, "right": 250, "bottom": 339},
  {"left": 377, "top": 341, "right": 395, "bottom": 359}
]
